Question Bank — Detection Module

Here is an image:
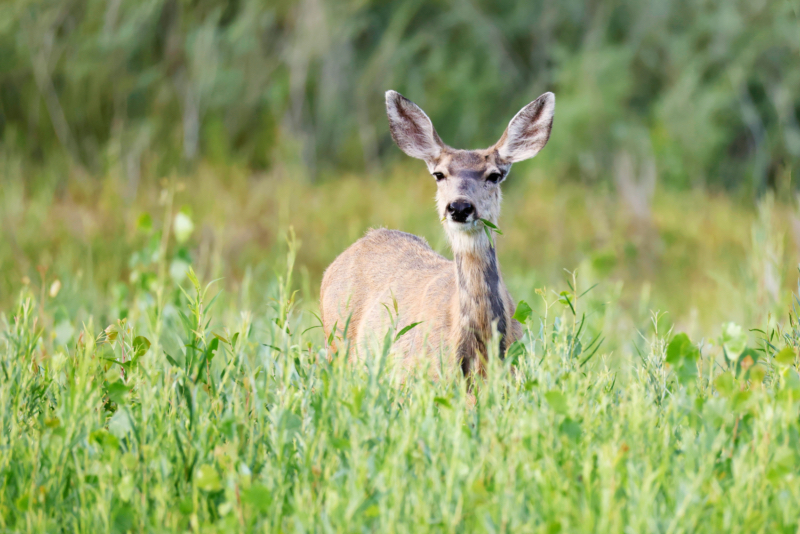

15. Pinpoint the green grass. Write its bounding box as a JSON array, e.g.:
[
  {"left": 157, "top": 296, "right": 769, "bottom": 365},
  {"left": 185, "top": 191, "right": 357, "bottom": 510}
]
[
  {"left": 2, "top": 248, "right": 800, "bottom": 532},
  {"left": 2, "top": 164, "right": 800, "bottom": 532},
  {"left": 1, "top": 2, "right": 797, "bottom": 527}
]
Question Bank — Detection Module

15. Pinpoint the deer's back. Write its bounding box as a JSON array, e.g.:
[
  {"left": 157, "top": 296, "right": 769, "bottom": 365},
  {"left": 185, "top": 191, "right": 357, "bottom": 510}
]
[{"left": 320, "top": 228, "right": 458, "bottom": 368}]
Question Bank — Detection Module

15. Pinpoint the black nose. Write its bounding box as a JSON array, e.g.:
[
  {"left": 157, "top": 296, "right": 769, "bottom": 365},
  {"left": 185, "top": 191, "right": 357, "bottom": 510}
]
[{"left": 447, "top": 201, "right": 474, "bottom": 223}]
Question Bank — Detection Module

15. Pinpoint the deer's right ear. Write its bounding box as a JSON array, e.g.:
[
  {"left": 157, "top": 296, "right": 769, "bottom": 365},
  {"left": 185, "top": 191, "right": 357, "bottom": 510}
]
[{"left": 386, "top": 90, "right": 444, "bottom": 162}]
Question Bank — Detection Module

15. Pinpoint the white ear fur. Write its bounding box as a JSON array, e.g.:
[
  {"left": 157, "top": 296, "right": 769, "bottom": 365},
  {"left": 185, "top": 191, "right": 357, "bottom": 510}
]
[
  {"left": 385, "top": 90, "right": 444, "bottom": 162},
  {"left": 496, "top": 92, "right": 555, "bottom": 163}
]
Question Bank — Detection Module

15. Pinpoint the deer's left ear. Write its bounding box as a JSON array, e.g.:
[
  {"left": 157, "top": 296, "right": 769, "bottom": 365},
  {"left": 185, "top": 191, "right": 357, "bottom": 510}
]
[{"left": 495, "top": 92, "right": 555, "bottom": 163}]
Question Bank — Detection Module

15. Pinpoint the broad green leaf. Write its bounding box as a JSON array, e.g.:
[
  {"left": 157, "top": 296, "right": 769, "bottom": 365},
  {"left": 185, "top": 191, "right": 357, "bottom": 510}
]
[
  {"left": 732, "top": 390, "right": 752, "bottom": 412},
  {"left": 775, "top": 347, "right": 797, "bottom": 366},
  {"left": 133, "top": 335, "right": 151, "bottom": 357},
  {"left": 108, "top": 410, "right": 133, "bottom": 439},
  {"left": 104, "top": 324, "right": 119, "bottom": 343},
  {"left": 524, "top": 379, "right": 538, "bottom": 391},
  {"left": 785, "top": 370, "right": 800, "bottom": 392},
  {"left": 173, "top": 212, "right": 194, "bottom": 244},
  {"left": 207, "top": 337, "right": 220, "bottom": 360},
  {"left": 433, "top": 397, "right": 452, "bottom": 409},
  {"left": 767, "top": 447, "right": 794, "bottom": 482},
  {"left": 331, "top": 437, "right": 350, "bottom": 450},
  {"left": 89, "top": 430, "right": 120, "bottom": 452},
  {"left": 512, "top": 300, "right": 532, "bottom": 323},
  {"left": 715, "top": 372, "right": 735, "bottom": 396},
  {"left": 559, "top": 417, "right": 582, "bottom": 441},
  {"left": 558, "top": 292, "right": 575, "bottom": 314},
  {"left": 44, "top": 417, "right": 60, "bottom": 428},
  {"left": 280, "top": 412, "right": 302, "bottom": 439},
  {"left": 195, "top": 465, "right": 222, "bottom": 492},
  {"left": 113, "top": 504, "right": 135, "bottom": 533},
  {"left": 544, "top": 390, "right": 568, "bottom": 415},
  {"left": 118, "top": 474, "right": 135, "bottom": 502},
  {"left": 121, "top": 453, "right": 137, "bottom": 471},
  {"left": 666, "top": 333, "right": 699, "bottom": 364},
  {"left": 505, "top": 340, "right": 525, "bottom": 366},
  {"left": 676, "top": 358, "right": 698, "bottom": 386},
  {"left": 15, "top": 494, "right": 29, "bottom": 512},
  {"left": 241, "top": 484, "right": 272, "bottom": 512},
  {"left": 136, "top": 212, "right": 152, "bottom": 232},
  {"left": 748, "top": 365, "right": 766, "bottom": 385},
  {"left": 666, "top": 333, "right": 688, "bottom": 364},
  {"left": 720, "top": 322, "right": 747, "bottom": 359},
  {"left": 106, "top": 381, "right": 132, "bottom": 404}
]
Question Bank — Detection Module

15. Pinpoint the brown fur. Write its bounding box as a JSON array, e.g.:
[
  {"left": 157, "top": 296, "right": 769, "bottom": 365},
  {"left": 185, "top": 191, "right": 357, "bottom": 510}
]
[{"left": 320, "top": 90, "right": 555, "bottom": 377}]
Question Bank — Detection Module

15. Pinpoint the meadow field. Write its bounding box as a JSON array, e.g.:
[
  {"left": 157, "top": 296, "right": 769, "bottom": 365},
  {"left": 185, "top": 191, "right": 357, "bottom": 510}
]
[
  {"left": 1, "top": 156, "right": 800, "bottom": 532},
  {"left": 2, "top": 0, "right": 800, "bottom": 531}
]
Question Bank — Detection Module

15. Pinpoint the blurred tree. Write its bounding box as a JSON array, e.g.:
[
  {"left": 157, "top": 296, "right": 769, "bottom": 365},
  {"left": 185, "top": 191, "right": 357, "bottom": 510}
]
[{"left": 0, "top": 0, "right": 797, "bottom": 194}]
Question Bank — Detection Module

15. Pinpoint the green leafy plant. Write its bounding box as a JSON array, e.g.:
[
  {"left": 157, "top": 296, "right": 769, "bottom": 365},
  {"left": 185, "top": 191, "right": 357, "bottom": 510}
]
[{"left": 480, "top": 219, "right": 502, "bottom": 248}]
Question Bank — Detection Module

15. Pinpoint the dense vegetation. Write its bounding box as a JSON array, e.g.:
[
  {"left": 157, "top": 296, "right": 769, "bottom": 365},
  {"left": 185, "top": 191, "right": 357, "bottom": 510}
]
[
  {"left": 2, "top": 1, "right": 800, "bottom": 531},
  {"left": 1, "top": 172, "right": 799, "bottom": 531},
  {"left": 1, "top": 216, "right": 800, "bottom": 531},
  {"left": 1, "top": 0, "right": 798, "bottom": 191}
]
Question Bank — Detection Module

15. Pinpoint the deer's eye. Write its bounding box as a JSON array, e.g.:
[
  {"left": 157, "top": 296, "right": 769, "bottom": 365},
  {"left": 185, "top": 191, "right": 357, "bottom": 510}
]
[
  {"left": 486, "top": 172, "right": 503, "bottom": 183},
  {"left": 433, "top": 172, "right": 445, "bottom": 181}
]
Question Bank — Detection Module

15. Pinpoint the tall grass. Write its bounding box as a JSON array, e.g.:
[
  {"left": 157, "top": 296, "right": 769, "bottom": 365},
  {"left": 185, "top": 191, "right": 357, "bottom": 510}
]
[
  {"left": 2, "top": 156, "right": 797, "bottom": 334},
  {"left": 2, "top": 2, "right": 799, "bottom": 528},
  {"left": 1, "top": 182, "right": 800, "bottom": 530}
]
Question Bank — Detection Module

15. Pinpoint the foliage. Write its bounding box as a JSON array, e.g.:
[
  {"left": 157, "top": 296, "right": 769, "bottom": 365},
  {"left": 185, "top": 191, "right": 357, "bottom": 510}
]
[
  {"left": 2, "top": 161, "right": 796, "bottom": 332},
  {"left": 2, "top": 200, "right": 800, "bottom": 530},
  {"left": 0, "top": 237, "right": 800, "bottom": 532},
  {"left": 1, "top": 2, "right": 800, "bottom": 528},
  {"left": 0, "top": 0, "right": 798, "bottom": 192}
]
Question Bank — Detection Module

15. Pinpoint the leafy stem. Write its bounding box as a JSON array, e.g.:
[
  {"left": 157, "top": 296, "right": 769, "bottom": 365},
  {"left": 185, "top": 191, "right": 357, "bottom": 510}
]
[{"left": 480, "top": 218, "right": 502, "bottom": 248}]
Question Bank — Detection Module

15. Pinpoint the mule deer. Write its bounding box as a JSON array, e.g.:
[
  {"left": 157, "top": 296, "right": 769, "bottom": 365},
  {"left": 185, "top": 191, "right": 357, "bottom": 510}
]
[{"left": 320, "top": 90, "right": 555, "bottom": 377}]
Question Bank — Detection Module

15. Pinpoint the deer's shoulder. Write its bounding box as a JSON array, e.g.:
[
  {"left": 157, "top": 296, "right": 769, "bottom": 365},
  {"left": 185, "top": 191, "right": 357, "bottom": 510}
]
[
  {"left": 326, "top": 228, "right": 448, "bottom": 273},
  {"left": 360, "top": 228, "right": 438, "bottom": 254},
  {"left": 363, "top": 227, "right": 425, "bottom": 246}
]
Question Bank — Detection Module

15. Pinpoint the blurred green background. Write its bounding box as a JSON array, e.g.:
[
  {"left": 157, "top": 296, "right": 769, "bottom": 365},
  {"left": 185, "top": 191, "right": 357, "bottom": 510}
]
[
  {"left": 1, "top": 0, "right": 799, "bottom": 343},
  {"left": 2, "top": 0, "right": 799, "bottom": 186}
]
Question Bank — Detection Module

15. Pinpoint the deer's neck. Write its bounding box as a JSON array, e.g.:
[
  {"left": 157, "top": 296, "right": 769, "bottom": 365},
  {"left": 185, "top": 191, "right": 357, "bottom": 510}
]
[{"left": 453, "top": 243, "right": 507, "bottom": 374}]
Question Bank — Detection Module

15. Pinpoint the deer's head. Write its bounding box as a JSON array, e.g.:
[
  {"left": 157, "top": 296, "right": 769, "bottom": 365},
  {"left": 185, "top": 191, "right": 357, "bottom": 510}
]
[{"left": 386, "top": 90, "right": 555, "bottom": 254}]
